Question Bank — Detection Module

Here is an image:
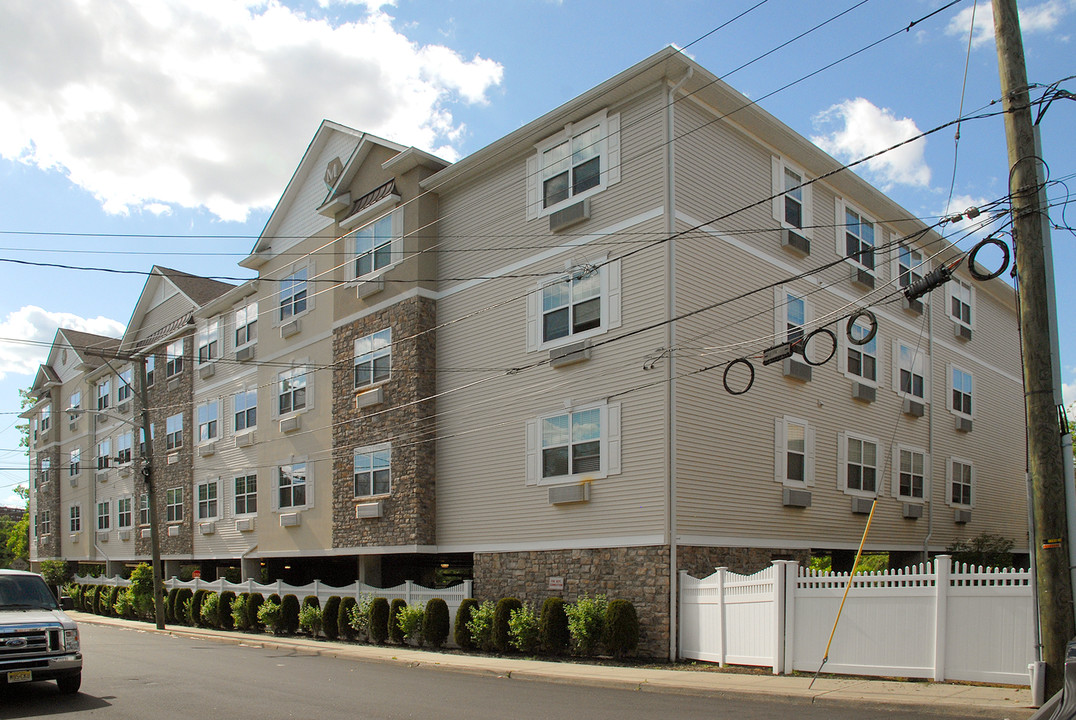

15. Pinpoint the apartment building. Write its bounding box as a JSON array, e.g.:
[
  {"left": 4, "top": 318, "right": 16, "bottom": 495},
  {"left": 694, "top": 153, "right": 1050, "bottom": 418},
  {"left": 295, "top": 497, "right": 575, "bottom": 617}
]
[{"left": 24, "top": 48, "right": 1026, "bottom": 656}]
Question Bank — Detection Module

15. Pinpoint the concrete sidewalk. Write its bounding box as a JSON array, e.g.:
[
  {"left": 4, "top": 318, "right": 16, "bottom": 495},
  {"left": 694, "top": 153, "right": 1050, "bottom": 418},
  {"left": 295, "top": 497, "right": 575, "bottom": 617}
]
[{"left": 72, "top": 612, "right": 1034, "bottom": 718}]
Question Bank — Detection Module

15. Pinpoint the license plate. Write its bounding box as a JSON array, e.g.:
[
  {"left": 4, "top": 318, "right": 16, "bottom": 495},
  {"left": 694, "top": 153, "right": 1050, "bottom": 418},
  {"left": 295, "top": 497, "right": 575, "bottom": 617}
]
[{"left": 6, "top": 670, "right": 32, "bottom": 683}]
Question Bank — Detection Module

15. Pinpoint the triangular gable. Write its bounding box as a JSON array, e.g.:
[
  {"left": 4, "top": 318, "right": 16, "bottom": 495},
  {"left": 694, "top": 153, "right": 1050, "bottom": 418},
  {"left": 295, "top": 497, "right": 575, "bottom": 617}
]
[{"left": 118, "top": 266, "right": 232, "bottom": 354}]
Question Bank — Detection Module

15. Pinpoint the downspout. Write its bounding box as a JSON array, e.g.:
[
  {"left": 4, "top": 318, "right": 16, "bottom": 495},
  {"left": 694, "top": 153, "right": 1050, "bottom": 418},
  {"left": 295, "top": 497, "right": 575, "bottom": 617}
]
[
  {"left": 923, "top": 299, "right": 935, "bottom": 561},
  {"left": 665, "top": 65, "right": 692, "bottom": 662}
]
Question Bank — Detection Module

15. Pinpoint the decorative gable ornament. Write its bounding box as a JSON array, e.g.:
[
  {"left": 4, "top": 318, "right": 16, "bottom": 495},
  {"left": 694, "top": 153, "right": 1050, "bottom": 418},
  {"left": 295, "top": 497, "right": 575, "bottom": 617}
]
[{"left": 324, "top": 157, "right": 344, "bottom": 191}]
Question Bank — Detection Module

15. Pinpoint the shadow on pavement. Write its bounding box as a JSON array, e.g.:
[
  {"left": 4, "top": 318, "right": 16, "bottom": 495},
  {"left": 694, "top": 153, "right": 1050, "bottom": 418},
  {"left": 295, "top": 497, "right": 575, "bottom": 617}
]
[{"left": 0, "top": 684, "right": 111, "bottom": 717}]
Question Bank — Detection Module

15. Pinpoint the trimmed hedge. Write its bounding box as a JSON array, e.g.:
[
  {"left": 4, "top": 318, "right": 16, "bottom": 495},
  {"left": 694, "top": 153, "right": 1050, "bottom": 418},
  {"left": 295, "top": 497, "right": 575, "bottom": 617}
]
[
  {"left": 281, "top": 595, "right": 300, "bottom": 635},
  {"left": 338, "top": 597, "right": 357, "bottom": 640},
  {"left": 219, "top": 591, "right": 236, "bottom": 630},
  {"left": 107, "top": 586, "right": 120, "bottom": 616},
  {"left": 322, "top": 596, "right": 341, "bottom": 640},
  {"left": 388, "top": 599, "right": 406, "bottom": 644},
  {"left": 423, "top": 598, "right": 450, "bottom": 649},
  {"left": 454, "top": 598, "right": 478, "bottom": 650},
  {"left": 190, "top": 589, "right": 208, "bottom": 626},
  {"left": 302, "top": 595, "right": 319, "bottom": 610},
  {"left": 538, "top": 597, "right": 570, "bottom": 656},
  {"left": 603, "top": 599, "right": 639, "bottom": 658},
  {"left": 493, "top": 598, "right": 522, "bottom": 653},
  {"left": 369, "top": 597, "right": 389, "bottom": 644},
  {"left": 247, "top": 592, "right": 265, "bottom": 630},
  {"left": 174, "top": 588, "right": 194, "bottom": 625},
  {"left": 166, "top": 588, "right": 180, "bottom": 622}
]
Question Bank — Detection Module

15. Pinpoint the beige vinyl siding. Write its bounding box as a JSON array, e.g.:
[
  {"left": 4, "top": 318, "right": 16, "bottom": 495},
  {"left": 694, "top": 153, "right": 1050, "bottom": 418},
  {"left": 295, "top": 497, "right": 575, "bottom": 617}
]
[
  {"left": 272, "top": 132, "right": 355, "bottom": 256},
  {"left": 133, "top": 294, "right": 192, "bottom": 346}
]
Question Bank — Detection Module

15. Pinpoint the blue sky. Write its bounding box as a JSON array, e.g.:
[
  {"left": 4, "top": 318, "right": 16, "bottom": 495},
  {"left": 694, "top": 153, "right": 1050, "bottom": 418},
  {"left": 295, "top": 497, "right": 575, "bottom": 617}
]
[{"left": 1, "top": 0, "right": 1074, "bottom": 506}]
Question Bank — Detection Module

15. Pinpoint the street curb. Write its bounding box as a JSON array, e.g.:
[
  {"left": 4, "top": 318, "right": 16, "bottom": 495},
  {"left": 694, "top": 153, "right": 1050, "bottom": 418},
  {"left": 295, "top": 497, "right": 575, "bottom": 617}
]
[{"left": 74, "top": 613, "right": 1034, "bottom": 719}]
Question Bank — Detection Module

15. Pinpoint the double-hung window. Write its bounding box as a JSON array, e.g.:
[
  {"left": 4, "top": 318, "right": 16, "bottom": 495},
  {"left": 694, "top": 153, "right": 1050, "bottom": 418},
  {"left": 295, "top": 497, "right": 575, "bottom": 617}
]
[
  {"left": 197, "top": 401, "right": 218, "bottom": 443},
  {"left": 116, "top": 432, "right": 133, "bottom": 465},
  {"left": 166, "top": 413, "right": 183, "bottom": 450},
  {"left": 234, "top": 389, "right": 257, "bottom": 431},
  {"left": 40, "top": 406, "right": 51, "bottom": 433},
  {"left": 896, "top": 341, "right": 927, "bottom": 400},
  {"left": 234, "top": 475, "right": 257, "bottom": 515},
  {"left": 140, "top": 494, "right": 150, "bottom": 525},
  {"left": 197, "top": 320, "right": 219, "bottom": 364},
  {"left": 354, "top": 213, "right": 396, "bottom": 278},
  {"left": 772, "top": 158, "right": 812, "bottom": 240},
  {"left": 951, "top": 366, "right": 973, "bottom": 417},
  {"left": 69, "top": 448, "right": 81, "bottom": 476},
  {"left": 145, "top": 355, "right": 155, "bottom": 386},
  {"left": 897, "top": 245, "right": 925, "bottom": 288},
  {"left": 235, "top": 302, "right": 257, "bottom": 346},
  {"left": 775, "top": 416, "right": 814, "bottom": 486},
  {"left": 542, "top": 269, "right": 601, "bottom": 344},
  {"left": 97, "top": 438, "right": 111, "bottom": 470},
  {"left": 97, "top": 501, "right": 110, "bottom": 531},
  {"left": 278, "top": 462, "right": 307, "bottom": 509},
  {"left": 950, "top": 279, "right": 973, "bottom": 329},
  {"left": 843, "top": 207, "right": 875, "bottom": 271},
  {"left": 40, "top": 511, "right": 51, "bottom": 536},
  {"left": 527, "top": 109, "right": 620, "bottom": 219},
  {"left": 354, "top": 446, "right": 391, "bottom": 497},
  {"left": 117, "top": 497, "right": 132, "bottom": 529},
  {"left": 166, "top": 340, "right": 183, "bottom": 377},
  {"left": 354, "top": 329, "right": 391, "bottom": 389},
  {"left": 139, "top": 424, "right": 154, "bottom": 457},
  {"left": 785, "top": 293, "right": 806, "bottom": 346},
  {"left": 197, "top": 481, "right": 219, "bottom": 520},
  {"left": 39, "top": 457, "right": 51, "bottom": 485},
  {"left": 280, "top": 269, "right": 308, "bottom": 321},
  {"left": 117, "top": 368, "right": 133, "bottom": 403},
  {"left": 949, "top": 459, "right": 973, "bottom": 507},
  {"left": 68, "top": 391, "right": 81, "bottom": 420},
  {"left": 70, "top": 505, "right": 81, "bottom": 533},
  {"left": 897, "top": 447, "right": 927, "bottom": 501},
  {"left": 278, "top": 368, "right": 307, "bottom": 415},
  {"left": 97, "top": 379, "right": 111, "bottom": 410},
  {"left": 166, "top": 488, "right": 183, "bottom": 522},
  {"left": 841, "top": 434, "right": 878, "bottom": 495},
  {"left": 846, "top": 316, "right": 878, "bottom": 383},
  {"left": 542, "top": 408, "right": 601, "bottom": 478}
]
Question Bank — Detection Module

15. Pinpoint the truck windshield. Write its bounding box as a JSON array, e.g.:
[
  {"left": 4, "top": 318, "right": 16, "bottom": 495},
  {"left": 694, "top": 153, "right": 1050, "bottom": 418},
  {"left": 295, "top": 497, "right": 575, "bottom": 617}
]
[{"left": 0, "top": 576, "right": 59, "bottom": 610}]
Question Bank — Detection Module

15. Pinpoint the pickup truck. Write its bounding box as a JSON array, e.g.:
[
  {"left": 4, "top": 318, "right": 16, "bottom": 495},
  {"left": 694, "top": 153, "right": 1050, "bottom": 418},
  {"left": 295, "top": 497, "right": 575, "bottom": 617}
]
[{"left": 0, "top": 569, "right": 82, "bottom": 694}]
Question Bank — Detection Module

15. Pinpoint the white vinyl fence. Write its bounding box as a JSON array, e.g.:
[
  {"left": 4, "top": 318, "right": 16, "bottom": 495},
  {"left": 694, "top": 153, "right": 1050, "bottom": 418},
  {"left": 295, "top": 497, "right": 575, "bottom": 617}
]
[
  {"left": 75, "top": 575, "right": 473, "bottom": 623},
  {"left": 679, "top": 556, "right": 1034, "bottom": 685}
]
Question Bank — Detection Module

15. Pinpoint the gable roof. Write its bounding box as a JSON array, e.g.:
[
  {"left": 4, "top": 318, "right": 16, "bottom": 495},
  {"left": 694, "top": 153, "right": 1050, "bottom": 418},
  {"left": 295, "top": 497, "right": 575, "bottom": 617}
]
[{"left": 119, "top": 266, "right": 234, "bottom": 354}]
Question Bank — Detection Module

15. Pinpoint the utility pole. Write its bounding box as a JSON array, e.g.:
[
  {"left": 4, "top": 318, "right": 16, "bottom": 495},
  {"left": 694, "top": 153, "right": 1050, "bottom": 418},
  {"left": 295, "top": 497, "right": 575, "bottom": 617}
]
[
  {"left": 992, "top": 0, "right": 1073, "bottom": 698},
  {"left": 135, "top": 358, "right": 167, "bottom": 630}
]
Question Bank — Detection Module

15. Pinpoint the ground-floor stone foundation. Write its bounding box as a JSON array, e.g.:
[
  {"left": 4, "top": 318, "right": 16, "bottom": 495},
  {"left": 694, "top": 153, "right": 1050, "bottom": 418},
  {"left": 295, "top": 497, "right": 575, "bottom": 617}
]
[{"left": 677, "top": 545, "right": 812, "bottom": 580}]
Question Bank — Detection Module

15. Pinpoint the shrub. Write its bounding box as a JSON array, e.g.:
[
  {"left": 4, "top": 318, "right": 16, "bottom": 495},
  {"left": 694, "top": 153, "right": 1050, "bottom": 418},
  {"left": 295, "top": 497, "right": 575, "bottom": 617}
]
[
  {"left": 40, "top": 559, "right": 72, "bottom": 592},
  {"left": 232, "top": 593, "right": 251, "bottom": 630},
  {"left": 90, "top": 586, "right": 102, "bottom": 615},
  {"left": 603, "top": 599, "right": 639, "bottom": 658},
  {"left": 174, "top": 588, "right": 193, "bottom": 625},
  {"left": 339, "top": 596, "right": 358, "bottom": 640},
  {"left": 368, "top": 597, "right": 390, "bottom": 644},
  {"left": 348, "top": 595, "right": 374, "bottom": 641},
  {"left": 322, "top": 597, "right": 341, "bottom": 640},
  {"left": 388, "top": 599, "right": 407, "bottom": 644},
  {"left": 181, "top": 598, "right": 193, "bottom": 626},
  {"left": 509, "top": 603, "right": 540, "bottom": 654},
  {"left": 247, "top": 592, "right": 265, "bottom": 630},
  {"left": 166, "top": 588, "right": 180, "bottom": 622},
  {"left": 565, "top": 593, "right": 607, "bottom": 656},
  {"left": 200, "top": 592, "right": 220, "bottom": 628},
  {"left": 493, "top": 598, "right": 522, "bottom": 653},
  {"left": 258, "top": 597, "right": 283, "bottom": 633},
  {"left": 539, "top": 597, "right": 570, "bottom": 656},
  {"left": 281, "top": 595, "right": 301, "bottom": 634},
  {"left": 397, "top": 604, "right": 424, "bottom": 645},
  {"left": 298, "top": 604, "right": 323, "bottom": 637},
  {"left": 423, "top": 598, "right": 450, "bottom": 649},
  {"left": 67, "top": 584, "right": 81, "bottom": 610},
  {"left": 128, "top": 563, "right": 155, "bottom": 619},
  {"left": 107, "top": 586, "right": 120, "bottom": 617},
  {"left": 113, "top": 589, "right": 133, "bottom": 618},
  {"left": 454, "top": 598, "right": 478, "bottom": 650},
  {"left": 219, "top": 591, "right": 236, "bottom": 630},
  {"left": 302, "top": 595, "right": 320, "bottom": 610},
  {"left": 466, "top": 600, "right": 496, "bottom": 652},
  {"left": 190, "top": 589, "right": 208, "bottom": 626}
]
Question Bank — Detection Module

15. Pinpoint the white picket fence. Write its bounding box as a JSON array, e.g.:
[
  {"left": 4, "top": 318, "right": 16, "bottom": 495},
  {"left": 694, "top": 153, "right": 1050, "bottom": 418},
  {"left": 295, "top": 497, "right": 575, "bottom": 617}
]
[
  {"left": 74, "top": 575, "right": 473, "bottom": 624},
  {"left": 679, "top": 555, "right": 1034, "bottom": 685}
]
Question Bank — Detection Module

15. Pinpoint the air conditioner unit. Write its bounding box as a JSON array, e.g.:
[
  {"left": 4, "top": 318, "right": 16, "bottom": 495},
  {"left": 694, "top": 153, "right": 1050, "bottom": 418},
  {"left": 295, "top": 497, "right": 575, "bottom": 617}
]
[
  {"left": 954, "top": 508, "right": 972, "bottom": 524},
  {"left": 356, "top": 276, "right": 385, "bottom": 300},
  {"left": 549, "top": 199, "right": 590, "bottom": 233},
  {"left": 955, "top": 417, "right": 973, "bottom": 433},
  {"left": 167, "top": 453, "right": 179, "bottom": 465},
  {"left": 280, "top": 416, "right": 301, "bottom": 434},
  {"left": 167, "top": 377, "right": 181, "bottom": 392},
  {"left": 96, "top": 531, "right": 109, "bottom": 543},
  {"left": 955, "top": 324, "right": 972, "bottom": 341},
  {"left": 69, "top": 477, "right": 78, "bottom": 488},
  {"left": 851, "top": 382, "right": 876, "bottom": 403},
  {"left": 198, "top": 442, "right": 216, "bottom": 457},
  {"left": 199, "top": 522, "right": 216, "bottom": 535},
  {"left": 549, "top": 340, "right": 591, "bottom": 369},
  {"left": 355, "top": 387, "right": 384, "bottom": 409},
  {"left": 902, "top": 297, "right": 923, "bottom": 315},
  {"left": 782, "top": 358, "right": 812, "bottom": 382},
  {"left": 850, "top": 267, "right": 875, "bottom": 289},
  {"left": 198, "top": 363, "right": 216, "bottom": 379},
  {"left": 118, "top": 530, "right": 131, "bottom": 541},
  {"left": 902, "top": 398, "right": 925, "bottom": 417},
  {"left": 783, "top": 488, "right": 812, "bottom": 508},
  {"left": 141, "top": 528, "right": 152, "bottom": 539},
  {"left": 780, "top": 228, "right": 810, "bottom": 256},
  {"left": 117, "top": 401, "right": 131, "bottom": 414},
  {"left": 903, "top": 503, "right": 923, "bottom": 519},
  {"left": 236, "top": 345, "right": 255, "bottom": 362},
  {"left": 70, "top": 533, "right": 80, "bottom": 544},
  {"left": 118, "top": 466, "right": 131, "bottom": 478},
  {"left": 167, "top": 525, "right": 180, "bottom": 537},
  {"left": 96, "top": 472, "right": 109, "bottom": 484},
  {"left": 280, "top": 319, "right": 301, "bottom": 339},
  {"left": 850, "top": 496, "right": 874, "bottom": 514},
  {"left": 234, "top": 432, "right": 254, "bottom": 448},
  {"left": 355, "top": 500, "right": 384, "bottom": 519},
  {"left": 279, "top": 512, "right": 301, "bottom": 527},
  {"left": 548, "top": 483, "right": 590, "bottom": 505},
  {"left": 235, "top": 517, "right": 254, "bottom": 533}
]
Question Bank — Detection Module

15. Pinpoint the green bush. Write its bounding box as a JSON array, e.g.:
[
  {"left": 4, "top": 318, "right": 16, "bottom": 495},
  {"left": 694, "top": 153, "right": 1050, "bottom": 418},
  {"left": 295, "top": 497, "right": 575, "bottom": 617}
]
[
  {"left": 322, "top": 596, "right": 341, "bottom": 640},
  {"left": 258, "top": 597, "right": 283, "bottom": 633},
  {"left": 397, "top": 604, "right": 424, "bottom": 645},
  {"left": 128, "top": 564, "right": 155, "bottom": 619},
  {"left": 493, "top": 598, "right": 522, "bottom": 653},
  {"left": 423, "top": 598, "right": 450, "bottom": 649},
  {"left": 339, "top": 596, "right": 358, "bottom": 640},
  {"left": 173, "top": 588, "right": 192, "bottom": 624},
  {"left": 40, "top": 559, "right": 72, "bottom": 590},
  {"left": 107, "top": 586, "right": 120, "bottom": 617},
  {"left": 298, "top": 604, "right": 323, "bottom": 637},
  {"left": 219, "top": 591, "right": 236, "bottom": 629},
  {"left": 113, "top": 589, "right": 133, "bottom": 618},
  {"left": 348, "top": 595, "right": 374, "bottom": 641},
  {"left": 539, "top": 597, "right": 570, "bottom": 656},
  {"left": 190, "top": 589, "right": 208, "bottom": 626},
  {"left": 368, "top": 597, "right": 390, "bottom": 644},
  {"left": 302, "top": 595, "right": 320, "bottom": 610},
  {"left": 509, "top": 603, "right": 539, "bottom": 654},
  {"left": 565, "top": 593, "right": 607, "bottom": 656},
  {"left": 232, "top": 593, "right": 251, "bottom": 630},
  {"left": 200, "top": 592, "right": 220, "bottom": 628},
  {"left": 466, "top": 600, "right": 496, "bottom": 652},
  {"left": 166, "top": 588, "right": 180, "bottom": 622},
  {"left": 388, "top": 599, "right": 407, "bottom": 644},
  {"left": 281, "top": 595, "right": 301, "bottom": 634},
  {"left": 603, "top": 599, "right": 639, "bottom": 658},
  {"left": 454, "top": 598, "right": 478, "bottom": 650},
  {"left": 89, "top": 586, "right": 101, "bottom": 614},
  {"left": 247, "top": 592, "right": 265, "bottom": 630}
]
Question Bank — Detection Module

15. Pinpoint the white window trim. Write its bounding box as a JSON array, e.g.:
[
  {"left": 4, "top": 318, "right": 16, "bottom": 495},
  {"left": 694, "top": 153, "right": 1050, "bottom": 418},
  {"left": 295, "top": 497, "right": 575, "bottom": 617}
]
[
  {"left": 835, "top": 198, "right": 880, "bottom": 276},
  {"left": 233, "top": 387, "right": 258, "bottom": 433},
  {"left": 892, "top": 242, "right": 930, "bottom": 289},
  {"left": 233, "top": 473, "right": 258, "bottom": 517},
  {"left": 347, "top": 206, "right": 404, "bottom": 282},
  {"left": 836, "top": 431, "right": 882, "bottom": 498},
  {"left": 892, "top": 339, "right": 930, "bottom": 403},
  {"left": 165, "top": 339, "right": 184, "bottom": 378},
  {"left": 196, "top": 479, "right": 221, "bottom": 521},
  {"left": 97, "top": 500, "right": 110, "bottom": 531},
  {"left": 116, "top": 431, "right": 133, "bottom": 466},
  {"left": 165, "top": 487, "right": 184, "bottom": 523},
  {"left": 197, "top": 399, "right": 222, "bottom": 444},
  {"left": 837, "top": 320, "right": 882, "bottom": 387},
  {"left": 273, "top": 456, "right": 313, "bottom": 512},
  {"left": 947, "top": 362, "right": 975, "bottom": 419},
  {"left": 774, "top": 415, "right": 815, "bottom": 487},
  {"left": 275, "top": 363, "right": 313, "bottom": 419},
  {"left": 892, "top": 443, "right": 930, "bottom": 503},
  {"left": 525, "top": 401, "right": 621, "bottom": 487},
  {"left": 276, "top": 262, "right": 314, "bottom": 326},
  {"left": 69, "top": 503, "right": 81, "bottom": 533},
  {"left": 117, "top": 495, "right": 134, "bottom": 529},
  {"left": 526, "top": 109, "right": 621, "bottom": 220},
  {"left": 165, "top": 412, "right": 184, "bottom": 451},
  {"left": 946, "top": 456, "right": 975, "bottom": 509},
  {"left": 197, "top": 319, "right": 222, "bottom": 366},
  {"left": 771, "top": 156, "right": 813, "bottom": 238},
  {"left": 354, "top": 329, "right": 392, "bottom": 390},
  {"left": 526, "top": 256, "right": 622, "bottom": 353},
  {"left": 353, "top": 442, "right": 392, "bottom": 499},
  {"left": 69, "top": 447, "right": 81, "bottom": 477},
  {"left": 948, "top": 277, "right": 975, "bottom": 331},
  {"left": 773, "top": 285, "right": 813, "bottom": 347},
  {"left": 234, "top": 301, "right": 258, "bottom": 349}
]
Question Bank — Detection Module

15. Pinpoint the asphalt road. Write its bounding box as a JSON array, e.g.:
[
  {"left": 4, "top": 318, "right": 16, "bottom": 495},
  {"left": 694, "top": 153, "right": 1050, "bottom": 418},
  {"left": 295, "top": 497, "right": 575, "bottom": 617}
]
[{"left": 0, "top": 624, "right": 1020, "bottom": 720}]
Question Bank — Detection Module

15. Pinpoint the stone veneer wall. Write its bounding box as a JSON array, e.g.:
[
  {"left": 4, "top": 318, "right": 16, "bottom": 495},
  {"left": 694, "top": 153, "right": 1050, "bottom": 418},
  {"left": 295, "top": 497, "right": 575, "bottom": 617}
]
[
  {"left": 34, "top": 438, "right": 62, "bottom": 559},
  {"left": 473, "top": 546, "right": 672, "bottom": 658},
  {"left": 332, "top": 296, "right": 437, "bottom": 548},
  {"left": 677, "top": 545, "right": 812, "bottom": 580},
  {"left": 135, "top": 337, "right": 194, "bottom": 558}
]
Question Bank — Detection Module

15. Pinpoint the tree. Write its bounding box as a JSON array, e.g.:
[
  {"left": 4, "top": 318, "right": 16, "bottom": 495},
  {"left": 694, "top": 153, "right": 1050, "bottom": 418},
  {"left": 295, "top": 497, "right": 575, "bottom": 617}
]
[
  {"left": 947, "top": 532, "right": 1016, "bottom": 569},
  {"left": 0, "top": 486, "right": 30, "bottom": 567}
]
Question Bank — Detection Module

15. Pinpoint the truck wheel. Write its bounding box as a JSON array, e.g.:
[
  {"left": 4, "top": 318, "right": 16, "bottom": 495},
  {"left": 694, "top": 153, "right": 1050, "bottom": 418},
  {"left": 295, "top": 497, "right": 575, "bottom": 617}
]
[{"left": 56, "top": 672, "right": 81, "bottom": 694}]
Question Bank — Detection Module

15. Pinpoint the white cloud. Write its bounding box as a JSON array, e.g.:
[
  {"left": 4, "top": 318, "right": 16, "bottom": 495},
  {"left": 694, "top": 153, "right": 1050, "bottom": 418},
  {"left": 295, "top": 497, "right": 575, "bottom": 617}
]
[
  {"left": 0, "top": 0, "right": 503, "bottom": 222},
  {"left": 946, "top": 0, "right": 1073, "bottom": 49},
  {"left": 811, "top": 98, "right": 931, "bottom": 189},
  {"left": 0, "top": 306, "right": 124, "bottom": 381}
]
